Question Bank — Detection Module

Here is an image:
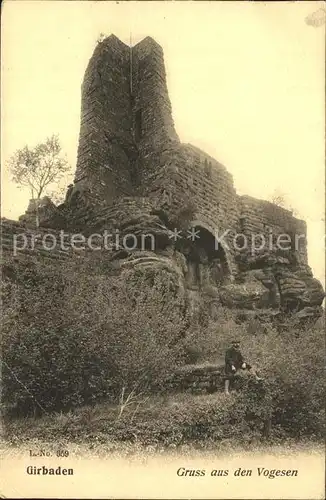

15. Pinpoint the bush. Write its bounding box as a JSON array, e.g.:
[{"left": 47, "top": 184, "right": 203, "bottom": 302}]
[
  {"left": 108, "top": 394, "right": 251, "bottom": 446},
  {"left": 6, "top": 394, "right": 253, "bottom": 447},
  {"left": 226, "top": 324, "right": 325, "bottom": 439},
  {"left": 2, "top": 257, "right": 186, "bottom": 415},
  {"left": 180, "top": 306, "right": 325, "bottom": 439},
  {"left": 2, "top": 254, "right": 324, "bottom": 441},
  {"left": 182, "top": 345, "right": 203, "bottom": 364},
  {"left": 182, "top": 308, "right": 246, "bottom": 365}
]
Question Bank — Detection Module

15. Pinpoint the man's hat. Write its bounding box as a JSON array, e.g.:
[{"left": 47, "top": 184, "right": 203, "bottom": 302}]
[{"left": 231, "top": 339, "right": 240, "bottom": 344}]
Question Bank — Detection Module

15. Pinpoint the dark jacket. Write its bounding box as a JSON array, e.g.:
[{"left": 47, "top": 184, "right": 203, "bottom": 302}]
[{"left": 225, "top": 347, "right": 244, "bottom": 374}]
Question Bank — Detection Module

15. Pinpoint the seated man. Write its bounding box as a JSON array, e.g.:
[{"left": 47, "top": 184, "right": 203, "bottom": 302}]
[{"left": 224, "top": 339, "right": 262, "bottom": 394}]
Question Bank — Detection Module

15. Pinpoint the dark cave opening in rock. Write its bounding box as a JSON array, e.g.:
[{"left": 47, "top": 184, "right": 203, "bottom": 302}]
[{"left": 185, "top": 225, "right": 231, "bottom": 289}]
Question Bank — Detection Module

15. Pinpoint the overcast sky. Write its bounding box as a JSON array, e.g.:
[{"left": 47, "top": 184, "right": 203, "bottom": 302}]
[{"left": 1, "top": 1, "right": 325, "bottom": 285}]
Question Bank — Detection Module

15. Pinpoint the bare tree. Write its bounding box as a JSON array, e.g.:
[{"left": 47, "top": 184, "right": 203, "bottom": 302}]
[
  {"left": 8, "top": 135, "right": 70, "bottom": 227},
  {"left": 270, "top": 189, "right": 299, "bottom": 217}
]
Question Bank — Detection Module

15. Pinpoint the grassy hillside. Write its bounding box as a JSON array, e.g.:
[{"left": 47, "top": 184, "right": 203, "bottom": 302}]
[{"left": 2, "top": 256, "right": 325, "bottom": 446}]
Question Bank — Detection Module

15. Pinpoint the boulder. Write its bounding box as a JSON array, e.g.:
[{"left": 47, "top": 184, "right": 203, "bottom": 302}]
[
  {"left": 294, "top": 306, "right": 323, "bottom": 321},
  {"left": 220, "top": 270, "right": 280, "bottom": 310},
  {"left": 219, "top": 280, "right": 270, "bottom": 310},
  {"left": 277, "top": 267, "right": 325, "bottom": 311}
]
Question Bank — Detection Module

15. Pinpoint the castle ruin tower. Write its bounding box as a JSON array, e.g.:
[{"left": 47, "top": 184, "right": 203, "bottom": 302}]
[{"left": 73, "top": 35, "right": 179, "bottom": 205}]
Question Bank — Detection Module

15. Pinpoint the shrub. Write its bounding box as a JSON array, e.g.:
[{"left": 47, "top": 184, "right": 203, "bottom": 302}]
[
  {"left": 2, "top": 257, "right": 186, "bottom": 415},
  {"left": 114, "top": 394, "right": 251, "bottom": 446},
  {"left": 180, "top": 305, "right": 325, "bottom": 439},
  {"left": 2, "top": 254, "right": 324, "bottom": 441},
  {"left": 182, "top": 345, "right": 203, "bottom": 364},
  {"left": 8, "top": 394, "right": 252, "bottom": 447},
  {"left": 228, "top": 324, "right": 325, "bottom": 438},
  {"left": 182, "top": 308, "right": 246, "bottom": 365}
]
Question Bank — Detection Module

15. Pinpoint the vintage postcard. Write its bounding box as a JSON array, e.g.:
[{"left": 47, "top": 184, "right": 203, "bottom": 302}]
[{"left": 1, "top": 1, "right": 325, "bottom": 498}]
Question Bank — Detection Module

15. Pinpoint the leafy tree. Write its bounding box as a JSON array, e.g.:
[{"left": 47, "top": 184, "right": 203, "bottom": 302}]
[{"left": 8, "top": 135, "right": 70, "bottom": 226}]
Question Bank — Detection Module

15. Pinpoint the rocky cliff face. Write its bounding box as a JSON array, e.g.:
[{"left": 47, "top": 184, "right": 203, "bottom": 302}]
[{"left": 11, "top": 35, "right": 325, "bottom": 324}]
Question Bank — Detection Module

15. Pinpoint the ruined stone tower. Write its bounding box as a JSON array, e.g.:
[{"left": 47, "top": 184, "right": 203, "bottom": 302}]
[
  {"left": 74, "top": 35, "right": 179, "bottom": 203},
  {"left": 10, "top": 35, "right": 325, "bottom": 322}
]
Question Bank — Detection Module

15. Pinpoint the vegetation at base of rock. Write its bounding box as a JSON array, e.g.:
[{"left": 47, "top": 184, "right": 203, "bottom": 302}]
[
  {"left": 4, "top": 388, "right": 324, "bottom": 448},
  {"left": 2, "top": 257, "right": 325, "bottom": 442},
  {"left": 2, "top": 257, "right": 186, "bottom": 415}
]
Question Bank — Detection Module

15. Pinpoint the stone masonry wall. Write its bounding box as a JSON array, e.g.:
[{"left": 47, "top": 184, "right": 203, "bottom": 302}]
[
  {"left": 164, "top": 364, "right": 224, "bottom": 394},
  {"left": 1, "top": 219, "right": 83, "bottom": 263},
  {"left": 74, "top": 35, "right": 180, "bottom": 206},
  {"left": 239, "top": 196, "right": 308, "bottom": 265},
  {"left": 74, "top": 35, "right": 135, "bottom": 203},
  {"left": 132, "top": 37, "right": 180, "bottom": 192},
  {"left": 142, "top": 142, "right": 240, "bottom": 274}
]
